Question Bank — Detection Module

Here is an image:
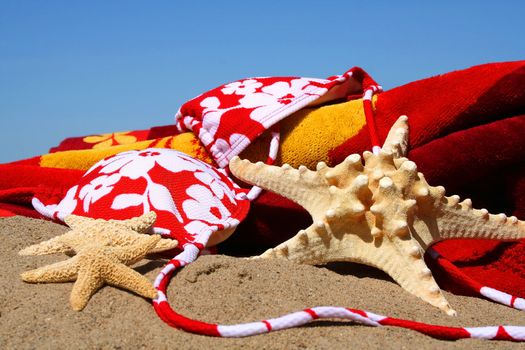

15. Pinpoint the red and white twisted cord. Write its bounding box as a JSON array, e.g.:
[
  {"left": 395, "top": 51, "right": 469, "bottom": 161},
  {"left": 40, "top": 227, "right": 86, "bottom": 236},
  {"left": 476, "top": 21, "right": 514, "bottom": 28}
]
[
  {"left": 152, "top": 242, "right": 525, "bottom": 341},
  {"left": 361, "top": 84, "right": 383, "bottom": 154}
]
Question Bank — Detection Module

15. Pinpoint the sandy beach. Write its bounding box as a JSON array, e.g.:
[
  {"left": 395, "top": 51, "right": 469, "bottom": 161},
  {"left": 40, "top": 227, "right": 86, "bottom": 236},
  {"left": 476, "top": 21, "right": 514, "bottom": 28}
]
[{"left": 1, "top": 216, "right": 523, "bottom": 349}]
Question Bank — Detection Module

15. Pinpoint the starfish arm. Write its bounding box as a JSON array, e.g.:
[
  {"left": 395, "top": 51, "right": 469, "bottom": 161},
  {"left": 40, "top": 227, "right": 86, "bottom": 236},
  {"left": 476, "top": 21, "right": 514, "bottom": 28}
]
[
  {"left": 110, "top": 211, "right": 157, "bottom": 233},
  {"left": 64, "top": 215, "right": 96, "bottom": 230},
  {"left": 102, "top": 262, "right": 157, "bottom": 300},
  {"left": 64, "top": 213, "right": 176, "bottom": 253},
  {"left": 69, "top": 239, "right": 159, "bottom": 311},
  {"left": 107, "top": 229, "right": 177, "bottom": 254},
  {"left": 150, "top": 237, "right": 179, "bottom": 253},
  {"left": 19, "top": 231, "right": 78, "bottom": 256},
  {"left": 110, "top": 235, "right": 161, "bottom": 265},
  {"left": 90, "top": 224, "right": 178, "bottom": 254},
  {"left": 258, "top": 224, "right": 332, "bottom": 264},
  {"left": 230, "top": 156, "right": 333, "bottom": 215},
  {"left": 423, "top": 197, "right": 525, "bottom": 245},
  {"left": 259, "top": 223, "right": 455, "bottom": 315},
  {"left": 70, "top": 261, "right": 105, "bottom": 311},
  {"left": 381, "top": 115, "right": 409, "bottom": 158},
  {"left": 21, "top": 257, "right": 79, "bottom": 283},
  {"left": 365, "top": 238, "right": 456, "bottom": 316}
]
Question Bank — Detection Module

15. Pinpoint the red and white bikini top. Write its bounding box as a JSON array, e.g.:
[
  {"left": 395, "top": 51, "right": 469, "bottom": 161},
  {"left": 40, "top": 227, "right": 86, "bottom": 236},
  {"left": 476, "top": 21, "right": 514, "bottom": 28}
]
[{"left": 175, "top": 67, "right": 381, "bottom": 168}]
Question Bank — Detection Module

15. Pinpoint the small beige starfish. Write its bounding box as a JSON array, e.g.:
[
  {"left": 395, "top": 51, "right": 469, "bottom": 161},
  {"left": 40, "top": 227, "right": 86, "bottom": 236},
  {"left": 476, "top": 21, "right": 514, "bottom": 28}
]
[
  {"left": 19, "top": 211, "right": 178, "bottom": 256},
  {"left": 20, "top": 212, "right": 178, "bottom": 311},
  {"left": 229, "top": 115, "right": 525, "bottom": 316}
]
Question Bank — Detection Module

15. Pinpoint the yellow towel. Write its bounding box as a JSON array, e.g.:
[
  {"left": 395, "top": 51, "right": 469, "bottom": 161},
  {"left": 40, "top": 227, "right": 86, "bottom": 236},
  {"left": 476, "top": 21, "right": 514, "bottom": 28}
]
[
  {"left": 241, "top": 97, "right": 372, "bottom": 168},
  {"left": 40, "top": 133, "right": 213, "bottom": 170}
]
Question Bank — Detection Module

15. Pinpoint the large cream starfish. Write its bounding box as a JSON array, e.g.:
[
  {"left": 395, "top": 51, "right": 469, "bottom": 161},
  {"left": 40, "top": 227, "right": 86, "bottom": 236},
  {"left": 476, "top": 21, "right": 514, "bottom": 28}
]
[
  {"left": 20, "top": 212, "right": 178, "bottom": 310},
  {"left": 229, "top": 115, "right": 525, "bottom": 315}
]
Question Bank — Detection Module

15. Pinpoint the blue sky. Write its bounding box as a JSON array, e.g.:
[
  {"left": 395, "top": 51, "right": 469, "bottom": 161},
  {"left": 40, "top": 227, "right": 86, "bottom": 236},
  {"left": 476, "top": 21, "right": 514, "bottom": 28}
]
[{"left": 1, "top": 0, "right": 524, "bottom": 163}]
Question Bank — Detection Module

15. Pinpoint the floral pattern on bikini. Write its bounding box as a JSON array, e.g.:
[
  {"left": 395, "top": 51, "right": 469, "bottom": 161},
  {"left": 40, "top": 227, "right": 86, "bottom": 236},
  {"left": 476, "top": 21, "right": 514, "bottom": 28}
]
[
  {"left": 175, "top": 69, "right": 376, "bottom": 168},
  {"left": 33, "top": 148, "right": 250, "bottom": 247}
]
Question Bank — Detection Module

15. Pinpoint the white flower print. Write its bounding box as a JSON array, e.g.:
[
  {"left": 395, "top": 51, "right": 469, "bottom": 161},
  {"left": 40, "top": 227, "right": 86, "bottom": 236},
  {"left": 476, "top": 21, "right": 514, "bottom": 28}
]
[
  {"left": 110, "top": 193, "right": 143, "bottom": 210},
  {"left": 200, "top": 96, "right": 236, "bottom": 140},
  {"left": 212, "top": 138, "right": 230, "bottom": 155},
  {"left": 238, "top": 78, "right": 314, "bottom": 127},
  {"left": 117, "top": 150, "right": 189, "bottom": 180},
  {"left": 221, "top": 79, "right": 262, "bottom": 96},
  {"left": 182, "top": 184, "right": 231, "bottom": 224},
  {"left": 201, "top": 113, "right": 223, "bottom": 141},
  {"left": 193, "top": 168, "right": 236, "bottom": 204},
  {"left": 184, "top": 220, "right": 217, "bottom": 236},
  {"left": 78, "top": 173, "right": 121, "bottom": 212},
  {"left": 200, "top": 96, "right": 221, "bottom": 110},
  {"left": 32, "top": 185, "right": 79, "bottom": 221},
  {"left": 211, "top": 133, "right": 251, "bottom": 158},
  {"left": 147, "top": 182, "right": 183, "bottom": 222},
  {"left": 94, "top": 149, "right": 213, "bottom": 222},
  {"left": 95, "top": 150, "right": 137, "bottom": 175},
  {"left": 54, "top": 185, "right": 80, "bottom": 220},
  {"left": 97, "top": 149, "right": 202, "bottom": 180}
]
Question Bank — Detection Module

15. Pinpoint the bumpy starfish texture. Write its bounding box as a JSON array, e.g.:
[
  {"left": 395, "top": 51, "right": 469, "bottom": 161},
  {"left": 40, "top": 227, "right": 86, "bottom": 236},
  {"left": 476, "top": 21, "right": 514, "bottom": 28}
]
[
  {"left": 19, "top": 212, "right": 178, "bottom": 256},
  {"left": 229, "top": 115, "right": 525, "bottom": 316},
  {"left": 20, "top": 212, "right": 178, "bottom": 311}
]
